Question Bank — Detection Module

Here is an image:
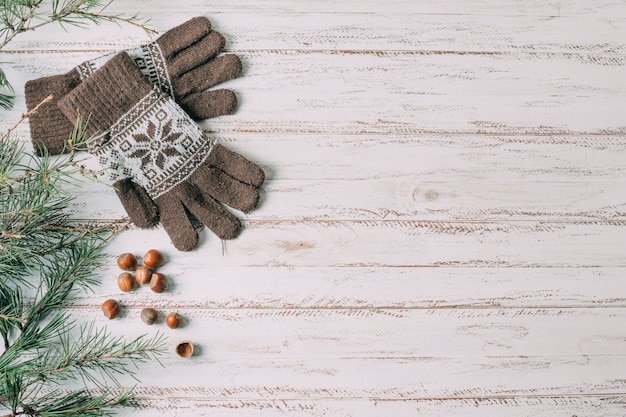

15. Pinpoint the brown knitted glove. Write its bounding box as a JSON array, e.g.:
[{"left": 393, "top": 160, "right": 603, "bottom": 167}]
[
  {"left": 58, "top": 52, "right": 263, "bottom": 251},
  {"left": 26, "top": 16, "right": 241, "bottom": 156}
]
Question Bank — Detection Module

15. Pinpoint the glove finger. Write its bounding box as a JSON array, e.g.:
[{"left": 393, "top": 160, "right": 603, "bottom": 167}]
[
  {"left": 191, "top": 163, "right": 260, "bottom": 213},
  {"left": 172, "top": 54, "right": 242, "bottom": 98},
  {"left": 155, "top": 191, "right": 198, "bottom": 251},
  {"left": 179, "top": 89, "right": 237, "bottom": 120},
  {"left": 167, "top": 30, "right": 225, "bottom": 78},
  {"left": 206, "top": 144, "right": 265, "bottom": 187},
  {"left": 113, "top": 178, "right": 159, "bottom": 228},
  {"left": 176, "top": 181, "right": 242, "bottom": 240},
  {"left": 156, "top": 16, "right": 212, "bottom": 58}
]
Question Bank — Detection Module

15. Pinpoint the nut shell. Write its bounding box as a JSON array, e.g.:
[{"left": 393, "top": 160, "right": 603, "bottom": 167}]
[
  {"left": 117, "top": 253, "right": 137, "bottom": 271},
  {"left": 176, "top": 340, "right": 194, "bottom": 358},
  {"left": 117, "top": 272, "right": 134, "bottom": 292},
  {"left": 150, "top": 272, "right": 168, "bottom": 293},
  {"left": 135, "top": 266, "right": 152, "bottom": 285},
  {"left": 143, "top": 249, "right": 164, "bottom": 269},
  {"left": 166, "top": 312, "right": 183, "bottom": 329},
  {"left": 140, "top": 308, "right": 159, "bottom": 325},
  {"left": 101, "top": 299, "right": 120, "bottom": 319}
]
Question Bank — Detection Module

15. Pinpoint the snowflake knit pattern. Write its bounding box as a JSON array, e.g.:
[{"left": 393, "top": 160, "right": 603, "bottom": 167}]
[{"left": 91, "top": 86, "right": 215, "bottom": 199}]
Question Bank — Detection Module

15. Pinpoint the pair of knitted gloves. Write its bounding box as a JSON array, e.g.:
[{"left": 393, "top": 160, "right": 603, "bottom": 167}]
[{"left": 25, "top": 17, "right": 264, "bottom": 251}]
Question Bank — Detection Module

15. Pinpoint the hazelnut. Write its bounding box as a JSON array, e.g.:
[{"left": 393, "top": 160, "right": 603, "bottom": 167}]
[
  {"left": 140, "top": 307, "right": 159, "bottom": 325},
  {"left": 143, "top": 249, "right": 164, "bottom": 269},
  {"left": 175, "top": 340, "right": 194, "bottom": 358},
  {"left": 116, "top": 253, "right": 137, "bottom": 271},
  {"left": 101, "top": 299, "right": 120, "bottom": 319},
  {"left": 117, "top": 272, "right": 134, "bottom": 292},
  {"left": 166, "top": 312, "right": 183, "bottom": 329},
  {"left": 135, "top": 266, "right": 152, "bottom": 285},
  {"left": 149, "top": 272, "right": 168, "bottom": 293}
]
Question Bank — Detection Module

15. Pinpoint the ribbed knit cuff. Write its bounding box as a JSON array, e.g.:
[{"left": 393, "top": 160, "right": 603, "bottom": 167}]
[
  {"left": 57, "top": 52, "right": 152, "bottom": 137},
  {"left": 25, "top": 69, "right": 82, "bottom": 155}
]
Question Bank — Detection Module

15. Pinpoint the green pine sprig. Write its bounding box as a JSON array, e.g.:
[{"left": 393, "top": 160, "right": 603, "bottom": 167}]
[
  {"left": 0, "top": 67, "right": 14, "bottom": 110},
  {"left": 0, "top": 378, "right": 139, "bottom": 417},
  {"left": 0, "top": 0, "right": 157, "bottom": 109},
  {"left": 0, "top": 98, "right": 165, "bottom": 417},
  {"left": 29, "top": 323, "right": 166, "bottom": 387}
]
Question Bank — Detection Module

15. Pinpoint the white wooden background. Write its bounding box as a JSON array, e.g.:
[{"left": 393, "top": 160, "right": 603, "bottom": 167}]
[{"left": 2, "top": 0, "right": 626, "bottom": 415}]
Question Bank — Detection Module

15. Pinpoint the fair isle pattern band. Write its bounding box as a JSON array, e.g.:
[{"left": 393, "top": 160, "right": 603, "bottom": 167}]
[
  {"left": 129, "top": 43, "right": 175, "bottom": 98},
  {"left": 76, "top": 51, "right": 115, "bottom": 80},
  {"left": 76, "top": 42, "right": 174, "bottom": 97},
  {"left": 93, "top": 87, "right": 214, "bottom": 199}
]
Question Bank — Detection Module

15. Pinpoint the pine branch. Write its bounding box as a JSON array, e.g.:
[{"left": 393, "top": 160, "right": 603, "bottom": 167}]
[
  {"left": 0, "top": 66, "right": 14, "bottom": 110},
  {"left": 13, "top": 388, "right": 138, "bottom": 417},
  {"left": 0, "top": 314, "right": 24, "bottom": 324},
  {"left": 0, "top": 0, "right": 157, "bottom": 109},
  {"left": 0, "top": 284, "right": 23, "bottom": 351},
  {"left": 0, "top": 100, "right": 127, "bottom": 282},
  {"left": 0, "top": 95, "right": 52, "bottom": 143},
  {"left": 0, "top": 0, "right": 156, "bottom": 50},
  {"left": 28, "top": 324, "right": 165, "bottom": 387},
  {"left": 0, "top": 96, "right": 163, "bottom": 417},
  {"left": 49, "top": 0, "right": 157, "bottom": 36}
]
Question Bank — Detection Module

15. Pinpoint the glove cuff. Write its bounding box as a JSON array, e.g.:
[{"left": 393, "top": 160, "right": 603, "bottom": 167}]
[
  {"left": 58, "top": 52, "right": 153, "bottom": 137},
  {"left": 76, "top": 43, "right": 175, "bottom": 99},
  {"left": 25, "top": 69, "right": 82, "bottom": 155}
]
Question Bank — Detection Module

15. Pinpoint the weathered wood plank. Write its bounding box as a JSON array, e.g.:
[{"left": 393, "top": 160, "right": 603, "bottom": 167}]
[
  {"left": 123, "top": 395, "right": 626, "bottom": 417},
  {"left": 69, "top": 266, "right": 626, "bottom": 309},
  {"left": 222, "top": 134, "right": 626, "bottom": 182},
  {"left": 3, "top": 49, "right": 624, "bottom": 136},
  {"left": 99, "top": 0, "right": 626, "bottom": 17},
  {"left": 3, "top": 13, "right": 625, "bottom": 54},
  {"left": 257, "top": 179, "right": 626, "bottom": 222},
  {"left": 5, "top": 129, "right": 626, "bottom": 222},
  {"left": 23, "top": 132, "right": 626, "bottom": 180},
  {"left": 1, "top": 129, "right": 618, "bottom": 224},
  {"left": 25, "top": 357, "right": 626, "bottom": 415},
  {"left": 66, "top": 176, "right": 626, "bottom": 222},
  {"left": 68, "top": 306, "right": 626, "bottom": 358},
  {"left": 94, "top": 220, "right": 626, "bottom": 268}
]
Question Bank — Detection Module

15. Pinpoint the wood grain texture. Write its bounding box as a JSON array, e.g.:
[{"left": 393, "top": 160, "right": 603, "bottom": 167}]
[
  {"left": 4, "top": 49, "right": 626, "bottom": 136},
  {"left": 2, "top": 1, "right": 626, "bottom": 416},
  {"left": 91, "top": 0, "right": 626, "bottom": 17},
  {"left": 70, "top": 266, "right": 626, "bottom": 309},
  {"left": 67, "top": 306, "right": 626, "bottom": 357},
  {"left": 4, "top": 12, "right": 626, "bottom": 54},
  {"left": 92, "top": 220, "right": 626, "bottom": 268},
  {"left": 127, "top": 396, "right": 626, "bottom": 417},
  {"left": 57, "top": 133, "right": 626, "bottom": 222}
]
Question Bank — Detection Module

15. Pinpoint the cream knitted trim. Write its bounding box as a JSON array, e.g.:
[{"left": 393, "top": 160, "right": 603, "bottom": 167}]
[
  {"left": 93, "top": 87, "right": 214, "bottom": 199},
  {"left": 76, "top": 42, "right": 175, "bottom": 98}
]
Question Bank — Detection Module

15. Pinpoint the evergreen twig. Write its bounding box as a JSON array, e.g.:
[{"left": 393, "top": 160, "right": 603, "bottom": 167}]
[
  {"left": 0, "top": 95, "right": 52, "bottom": 143},
  {"left": 29, "top": 323, "right": 166, "bottom": 387},
  {"left": 0, "top": 98, "right": 165, "bottom": 417},
  {"left": 0, "top": 0, "right": 157, "bottom": 109}
]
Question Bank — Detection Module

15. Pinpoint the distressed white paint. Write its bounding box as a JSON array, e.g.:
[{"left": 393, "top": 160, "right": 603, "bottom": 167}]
[{"left": 2, "top": 0, "right": 626, "bottom": 416}]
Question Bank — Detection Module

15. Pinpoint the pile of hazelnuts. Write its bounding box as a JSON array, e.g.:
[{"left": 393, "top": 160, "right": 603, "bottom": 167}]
[
  {"left": 116, "top": 249, "right": 167, "bottom": 292},
  {"left": 101, "top": 249, "right": 192, "bottom": 358}
]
